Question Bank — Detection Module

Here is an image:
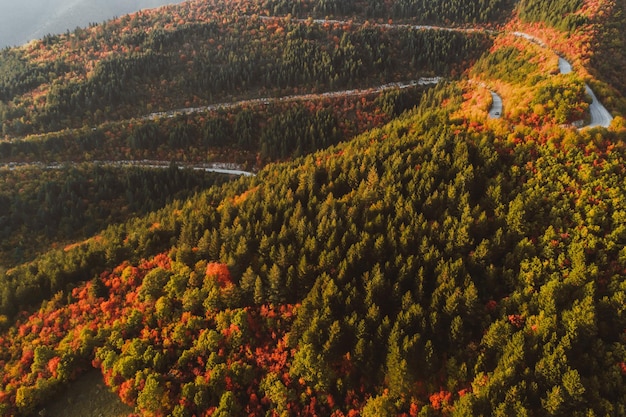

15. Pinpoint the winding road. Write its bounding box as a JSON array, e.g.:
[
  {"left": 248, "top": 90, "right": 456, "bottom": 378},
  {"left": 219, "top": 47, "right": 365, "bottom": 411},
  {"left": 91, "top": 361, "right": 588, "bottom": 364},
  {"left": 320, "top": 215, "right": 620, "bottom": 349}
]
[
  {"left": 488, "top": 91, "right": 503, "bottom": 118},
  {"left": 250, "top": 21, "right": 613, "bottom": 129},
  {"left": 259, "top": 15, "right": 492, "bottom": 34},
  {"left": 583, "top": 85, "right": 613, "bottom": 128},
  {"left": 558, "top": 57, "right": 612, "bottom": 128},
  {"left": 558, "top": 57, "right": 572, "bottom": 74},
  {"left": 4, "top": 77, "right": 446, "bottom": 176},
  {"left": 3, "top": 18, "right": 616, "bottom": 181},
  {"left": 509, "top": 33, "right": 614, "bottom": 129},
  {"left": 0, "top": 161, "right": 256, "bottom": 176},
  {"left": 145, "top": 78, "right": 442, "bottom": 120},
  {"left": 512, "top": 31, "right": 547, "bottom": 48}
]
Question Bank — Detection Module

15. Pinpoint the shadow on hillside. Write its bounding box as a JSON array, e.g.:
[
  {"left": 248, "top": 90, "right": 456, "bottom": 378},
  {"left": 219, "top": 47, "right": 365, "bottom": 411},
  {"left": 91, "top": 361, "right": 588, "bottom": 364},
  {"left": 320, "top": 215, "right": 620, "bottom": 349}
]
[{"left": 40, "top": 371, "right": 133, "bottom": 417}]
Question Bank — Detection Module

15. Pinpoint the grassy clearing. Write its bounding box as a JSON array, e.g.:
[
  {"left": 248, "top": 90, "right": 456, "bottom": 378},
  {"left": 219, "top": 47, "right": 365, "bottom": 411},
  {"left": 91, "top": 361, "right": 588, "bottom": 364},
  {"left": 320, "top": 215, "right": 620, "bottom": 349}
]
[{"left": 40, "top": 371, "right": 133, "bottom": 417}]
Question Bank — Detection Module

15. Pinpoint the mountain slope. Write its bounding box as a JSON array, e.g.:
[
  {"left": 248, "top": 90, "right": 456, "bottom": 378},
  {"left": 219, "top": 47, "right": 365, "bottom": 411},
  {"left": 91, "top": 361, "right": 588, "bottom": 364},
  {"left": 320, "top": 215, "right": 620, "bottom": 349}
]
[
  {"left": 1, "top": 82, "right": 625, "bottom": 416},
  {"left": 0, "top": 0, "right": 625, "bottom": 416},
  {"left": 0, "top": 6, "right": 490, "bottom": 137}
]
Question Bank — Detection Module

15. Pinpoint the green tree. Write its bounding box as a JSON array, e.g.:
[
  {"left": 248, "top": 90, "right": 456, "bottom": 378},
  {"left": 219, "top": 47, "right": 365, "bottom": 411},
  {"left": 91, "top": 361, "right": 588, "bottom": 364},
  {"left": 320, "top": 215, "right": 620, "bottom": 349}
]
[
  {"left": 214, "top": 391, "right": 242, "bottom": 417},
  {"left": 361, "top": 394, "right": 396, "bottom": 417},
  {"left": 137, "top": 374, "right": 165, "bottom": 415}
]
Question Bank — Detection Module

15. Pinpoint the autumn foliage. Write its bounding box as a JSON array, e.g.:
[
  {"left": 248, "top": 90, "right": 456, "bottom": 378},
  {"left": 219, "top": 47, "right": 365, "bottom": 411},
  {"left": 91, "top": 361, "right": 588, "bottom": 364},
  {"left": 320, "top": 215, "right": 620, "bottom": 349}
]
[{"left": 1, "top": 0, "right": 626, "bottom": 416}]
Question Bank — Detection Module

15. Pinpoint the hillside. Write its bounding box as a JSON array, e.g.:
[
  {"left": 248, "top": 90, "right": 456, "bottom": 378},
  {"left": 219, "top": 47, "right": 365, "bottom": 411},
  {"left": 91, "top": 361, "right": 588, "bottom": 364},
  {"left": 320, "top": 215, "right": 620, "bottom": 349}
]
[{"left": 1, "top": 0, "right": 626, "bottom": 416}]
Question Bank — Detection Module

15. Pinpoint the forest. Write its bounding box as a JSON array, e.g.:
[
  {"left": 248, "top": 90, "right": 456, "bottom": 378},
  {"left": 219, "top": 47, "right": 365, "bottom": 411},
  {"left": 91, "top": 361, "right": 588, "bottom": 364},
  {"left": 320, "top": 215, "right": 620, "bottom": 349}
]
[
  {"left": 0, "top": 8, "right": 489, "bottom": 137},
  {"left": 210, "top": 0, "right": 516, "bottom": 25},
  {"left": 0, "top": 164, "right": 232, "bottom": 268},
  {"left": 0, "top": 0, "right": 625, "bottom": 416},
  {"left": 0, "top": 85, "right": 427, "bottom": 164}
]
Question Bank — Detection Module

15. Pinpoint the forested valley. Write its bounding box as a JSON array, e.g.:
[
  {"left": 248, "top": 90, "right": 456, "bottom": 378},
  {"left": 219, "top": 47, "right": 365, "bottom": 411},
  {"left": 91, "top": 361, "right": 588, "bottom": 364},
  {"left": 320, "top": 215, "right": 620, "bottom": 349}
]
[{"left": 0, "top": 0, "right": 625, "bottom": 416}]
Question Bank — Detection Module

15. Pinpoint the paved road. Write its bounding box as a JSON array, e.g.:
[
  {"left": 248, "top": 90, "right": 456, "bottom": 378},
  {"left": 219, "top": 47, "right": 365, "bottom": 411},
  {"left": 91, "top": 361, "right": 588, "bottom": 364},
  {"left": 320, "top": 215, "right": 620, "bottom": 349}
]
[
  {"left": 584, "top": 85, "right": 613, "bottom": 128},
  {"left": 145, "top": 78, "right": 442, "bottom": 120},
  {"left": 514, "top": 33, "right": 613, "bottom": 129},
  {"left": 558, "top": 57, "right": 612, "bottom": 128},
  {"left": 558, "top": 57, "right": 572, "bottom": 74},
  {"left": 488, "top": 91, "right": 503, "bottom": 118},
  {"left": 0, "top": 160, "right": 256, "bottom": 176},
  {"left": 512, "top": 31, "right": 547, "bottom": 48},
  {"left": 260, "top": 15, "right": 493, "bottom": 34}
]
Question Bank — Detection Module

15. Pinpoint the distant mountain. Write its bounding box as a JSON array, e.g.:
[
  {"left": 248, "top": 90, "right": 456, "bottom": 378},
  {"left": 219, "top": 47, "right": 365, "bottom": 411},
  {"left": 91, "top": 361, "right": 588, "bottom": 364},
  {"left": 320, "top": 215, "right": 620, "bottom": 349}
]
[{"left": 0, "top": 0, "right": 188, "bottom": 48}]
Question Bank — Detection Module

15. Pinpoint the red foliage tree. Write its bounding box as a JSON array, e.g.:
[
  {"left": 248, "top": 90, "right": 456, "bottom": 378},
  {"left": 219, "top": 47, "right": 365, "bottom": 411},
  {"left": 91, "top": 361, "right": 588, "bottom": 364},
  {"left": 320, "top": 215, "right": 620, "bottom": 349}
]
[
  {"left": 206, "top": 262, "right": 233, "bottom": 288},
  {"left": 429, "top": 390, "right": 452, "bottom": 410}
]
